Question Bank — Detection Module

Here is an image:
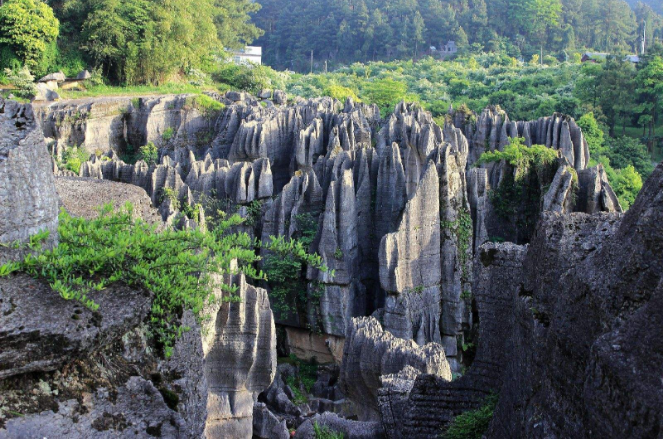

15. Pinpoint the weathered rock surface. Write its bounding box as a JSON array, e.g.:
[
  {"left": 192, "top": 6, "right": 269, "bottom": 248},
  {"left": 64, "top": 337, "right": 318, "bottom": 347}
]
[
  {"left": 34, "top": 94, "right": 223, "bottom": 157},
  {"left": 163, "top": 273, "right": 277, "bottom": 438},
  {"left": 0, "top": 376, "right": 183, "bottom": 438},
  {"left": 0, "top": 98, "right": 59, "bottom": 264},
  {"left": 339, "top": 317, "right": 451, "bottom": 421},
  {"left": 55, "top": 177, "right": 163, "bottom": 225},
  {"left": 294, "top": 412, "right": 384, "bottom": 439},
  {"left": 487, "top": 163, "right": 663, "bottom": 438},
  {"left": 0, "top": 273, "right": 152, "bottom": 379}
]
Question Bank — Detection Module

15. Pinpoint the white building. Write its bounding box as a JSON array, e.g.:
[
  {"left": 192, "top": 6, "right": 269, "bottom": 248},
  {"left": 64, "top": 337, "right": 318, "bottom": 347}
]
[{"left": 229, "top": 46, "right": 262, "bottom": 65}]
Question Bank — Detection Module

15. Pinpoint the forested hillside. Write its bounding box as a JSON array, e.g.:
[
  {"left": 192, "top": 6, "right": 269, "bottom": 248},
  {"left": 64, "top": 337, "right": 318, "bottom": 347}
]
[{"left": 253, "top": 0, "right": 663, "bottom": 71}]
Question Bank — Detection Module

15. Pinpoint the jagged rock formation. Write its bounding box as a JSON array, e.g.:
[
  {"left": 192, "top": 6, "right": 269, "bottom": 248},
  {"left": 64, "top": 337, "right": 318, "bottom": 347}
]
[
  {"left": 459, "top": 106, "right": 620, "bottom": 245},
  {"left": 164, "top": 273, "right": 277, "bottom": 438},
  {"left": 386, "top": 163, "right": 663, "bottom": 438},
  {"left": 459, "top": 106, "right": 589, "bottom": 170},
  {"left": 65, "top": 97, "right": 622, "bottom": 370},
  {"left": 0, "top": 97, "right": 59, "bottom": 264},
  {"left": 339, "top": 317, "right": 451, "bottom": 422}
]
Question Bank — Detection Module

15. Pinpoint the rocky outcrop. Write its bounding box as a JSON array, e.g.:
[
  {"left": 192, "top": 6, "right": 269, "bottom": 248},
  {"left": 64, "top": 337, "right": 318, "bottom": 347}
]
[
  {"left": 164, "top": 273, "right": 277, "bottom": 438},
  {"left": 0, "top": 98, "right": 59, "bottom": 264},
  {"left": 386, "top": 243, "right": 527, "bottom": 438},
  {"left": 55, "top": 177, "right": 163, "bottom": 225},
  {"left": 35, "top": 94, "right": 224, "bottom": 157},
  {"left": 487, "top": 163, "right": 663, "bottom": 438},
  {"left": 576, "top": 163, "right": 622, "bottom": 213},
  {"left": 1, "top": 376, "right": 184, "bottom": 438},
  {"left": 459, "top": 106, "right": 589, "bottom": 171},
  {"left": 339, "top": 317, "right": 451, "bottom": 422},
  {"left": 294, "top": 412, "right": 384, "bottom": 439},
  {"left": 0, "top": 273, "right": 152, "bottom": 379}
]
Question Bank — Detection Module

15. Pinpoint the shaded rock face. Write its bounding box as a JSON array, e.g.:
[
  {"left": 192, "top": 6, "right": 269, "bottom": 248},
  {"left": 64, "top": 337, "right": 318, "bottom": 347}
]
[
  {"left": 339, "top": 317, "right": 451, "bottom": 422},
  {"left": 389, "top": 163, "right": 663, "bottom": 438},
  {"left": 0, "top": 274, "right": 152, "bottom": 379},
  {"left": 387, "top": 243, "right": 527, "bottom": 438},
  {"left": 164, "top": 273, "right": 277, "bottom": 438},
  {"left": 487, "top": 163, "right": 663, "bottom": 438},
  {"left": 0, "top": 98, "right": 59, "bottom": 264}
]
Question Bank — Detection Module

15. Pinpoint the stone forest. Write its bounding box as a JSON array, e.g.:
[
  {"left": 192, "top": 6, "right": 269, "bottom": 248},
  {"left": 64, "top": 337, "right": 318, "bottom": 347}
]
[{"left": 0, "top": 89, "right": 661, "bottom": 439}]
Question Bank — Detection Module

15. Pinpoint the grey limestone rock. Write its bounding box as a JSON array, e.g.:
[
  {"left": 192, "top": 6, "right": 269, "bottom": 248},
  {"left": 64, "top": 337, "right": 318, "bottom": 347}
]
[
  {"left": 294, "top": 412, "right": 384, "bottom": 439},
  {"left": 0, "top": 377, "right": 183, "bottom": 439},
  {"left": 0, "top": 273, "right": 152, "bottom": 379},
  {"left": 0, "top": 98, "right": 59, "bottom": 264},
  {"left": 164, "top": 273, "right": 277, "bottom": 438},
  {"left": 253, "top": 402, "right": 290, "bottom": 439},
  {"left": 339, "top": 317, "right": 451, "bottom": 421}
]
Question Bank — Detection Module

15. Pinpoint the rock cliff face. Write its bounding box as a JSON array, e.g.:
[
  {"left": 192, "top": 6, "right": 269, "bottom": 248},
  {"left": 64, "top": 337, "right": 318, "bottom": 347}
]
[
  {"left": 26, "top": 94, "right": 655, "bottom": 438},
  {"left": 58, "top": 97, "right": 620, "bottom": 368},
  {"left": 0, "top": 97, "right": 59, "bottom": 264},
  {"left": 388, "top": 162, "right": 663, "bottom": 438},
  {"left": 165, "top": 273, "right": 277, "bottom": 438}
]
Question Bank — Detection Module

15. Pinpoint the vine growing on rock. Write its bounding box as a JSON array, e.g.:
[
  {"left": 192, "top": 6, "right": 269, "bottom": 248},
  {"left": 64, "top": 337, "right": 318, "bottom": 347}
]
[
  {"left": 0, "top": 203, "right": 327, "bottom": 357},
  {"left": 442, "top": 393, "right": 499, "bottom": 439}
]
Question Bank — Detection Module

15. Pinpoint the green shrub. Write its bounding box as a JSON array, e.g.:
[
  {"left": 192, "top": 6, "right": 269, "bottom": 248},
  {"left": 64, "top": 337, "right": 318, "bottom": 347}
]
[
  {"left": 323, "top": 84, "right": 359, "bottom": 103},
  {"left": 138, "top": 142, "right": 158, "bottom": 166},
  {"left": 59, "top": 145, "right": 89, "bottom": 174},
  {"left": 477, "top": 137, "right": 559, "bottom": 177},
  {"left": 162, "top": 127, "right": 175, "bottom": 141},
  {"left": 313, "top": 422, "right": 344, "bottom": 439},
  {"left": 0, "top": 0, "right": 59, "bottom": 67},
  {"left": 442, "top": 393, "right": 498, "bottom": 439},
  {"left": 185, "top": 93, "right": 225, "bottom": 116},
  {"left": 3, "top": 66, "right": 36, "bottom": 98},
  {"left": 0, "top": 203, "right": 328, "bottom": 357}
]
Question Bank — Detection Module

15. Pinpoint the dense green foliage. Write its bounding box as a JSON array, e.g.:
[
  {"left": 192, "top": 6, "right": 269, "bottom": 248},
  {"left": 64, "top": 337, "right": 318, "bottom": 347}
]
[
  {"left": 0, "top": 0, "right": 59, "bottom": 69},
  {"left": 253, "top": 0, "right": 654, "bottom": 71},
  {"left": 57, "top": 145, "right": 90, "bottom": 174},
  {"left": 0, "top": 203, "right": 327, "bottom": 357},
  {"left": 477, "top": 138, "right": 559, "bottom": 175},
  {"left": 442, "top": 393, "right": 499, "bottom": 439}
]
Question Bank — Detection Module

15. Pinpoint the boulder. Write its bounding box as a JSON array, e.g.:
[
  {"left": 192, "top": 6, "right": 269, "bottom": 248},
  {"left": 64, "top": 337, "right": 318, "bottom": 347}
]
[
  {"left": 76, "top": 70, "right": 92, "bottom": 80},
  {"left": 33, "top": 83, "right": 60, "bottom": 101},
  {"left": 273, "top": 90, "right": 287, "bottom": 105},
  {"left": 39, "top": 72, "right": 66, "bottom": 83},
  {"left": 0, "top": 274, "right": 152, "bottom": 379}
]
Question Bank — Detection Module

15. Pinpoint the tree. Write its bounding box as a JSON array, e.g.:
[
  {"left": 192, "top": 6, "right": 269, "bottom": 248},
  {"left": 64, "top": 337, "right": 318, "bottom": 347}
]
[
  {"left": 360, "top": 78, "right": 408, "bottom": 116},
  {"left": 635, "top": 55, "right": 663, "bottom": 150},
  {"left": 605, "top": 136, "right": 654, "bottom": 178},
  {"left": 0, "top": 0, "right": 59, "bottom": 67}
]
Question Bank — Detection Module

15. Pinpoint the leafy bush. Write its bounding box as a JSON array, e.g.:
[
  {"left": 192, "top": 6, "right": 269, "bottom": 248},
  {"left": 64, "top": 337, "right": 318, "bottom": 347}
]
[
  {"left": 162, "top": 127, "right": 175, "bottom": 141},
  {"left": 0, "top": 0, "right": 59, "bottom": 67},
  {"left": 59, "top": 145, "right": 90, "bottom": 174},
  {"left": 323, "top": 84, "right": 359, "bottom": 103},
  {"left": 0, "top": 203, "right": 328, "bottom": 357},
  {"left": 185, "top": 93, "right": 226, "bottom": 116},
  {"left": 477, "top": 137, "right": 559, "bottom": 177},
  {"left": 138, "top": 142, "right": 159, "bottom": 166},
  {"left": 3, "top": 66, "right": 36, "bottom": 98},
  {"left": 359, "top": 78, "right": 407, "bottom": 117},
  {"left": 442, "top": 393, "right": 498, "bottom": 439}
]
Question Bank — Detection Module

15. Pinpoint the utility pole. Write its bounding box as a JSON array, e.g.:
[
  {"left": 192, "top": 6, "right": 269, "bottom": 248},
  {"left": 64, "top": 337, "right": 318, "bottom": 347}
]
[
  {"left": 642, "top": 20, "right": 647, "bottom": 55},
  {"left": 310, "top": 50, "right": 313, "bottom": 74},
  {"left": 540, "top": 46, "right": 543, "bottom": 65}
]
